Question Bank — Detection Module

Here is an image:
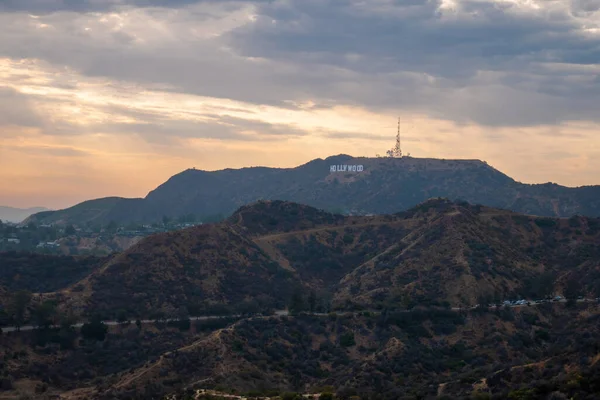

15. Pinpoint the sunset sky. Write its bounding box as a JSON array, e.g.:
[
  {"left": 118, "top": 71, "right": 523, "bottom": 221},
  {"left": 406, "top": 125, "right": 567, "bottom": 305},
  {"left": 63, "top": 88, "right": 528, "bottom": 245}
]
[{"left": 1, "top": 0, "right": 599, "bottom": 209}]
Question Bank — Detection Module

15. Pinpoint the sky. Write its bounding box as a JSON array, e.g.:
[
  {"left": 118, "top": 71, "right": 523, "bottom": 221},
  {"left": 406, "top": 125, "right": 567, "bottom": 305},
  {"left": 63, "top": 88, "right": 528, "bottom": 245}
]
[{"left": 0, "top": 0, "right": 599, "bottom": 209}]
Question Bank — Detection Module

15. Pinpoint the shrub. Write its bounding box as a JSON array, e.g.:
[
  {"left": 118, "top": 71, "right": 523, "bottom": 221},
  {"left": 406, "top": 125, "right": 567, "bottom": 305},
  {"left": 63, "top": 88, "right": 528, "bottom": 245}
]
[
  {"left": 339, "top": 332, "right": 356, "bottom": 347},
  {"left": 80, "top": 320, "right": 108, "bottom": 341}
]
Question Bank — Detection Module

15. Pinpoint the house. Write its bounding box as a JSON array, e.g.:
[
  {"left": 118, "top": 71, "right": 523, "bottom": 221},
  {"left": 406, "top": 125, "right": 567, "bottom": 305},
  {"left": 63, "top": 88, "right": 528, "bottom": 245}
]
[
  {"left": 7, "top": 238, "right": 20, "bottom": 244},
  {"left": 36, "top": 241, "right": 60, "bottom": 249}
]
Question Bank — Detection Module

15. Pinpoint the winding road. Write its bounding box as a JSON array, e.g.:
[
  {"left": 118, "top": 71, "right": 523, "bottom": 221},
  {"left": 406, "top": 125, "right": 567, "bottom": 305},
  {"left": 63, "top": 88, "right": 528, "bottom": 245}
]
[{"left": 2, "top": 298, "right": 597, "bottom": 333}]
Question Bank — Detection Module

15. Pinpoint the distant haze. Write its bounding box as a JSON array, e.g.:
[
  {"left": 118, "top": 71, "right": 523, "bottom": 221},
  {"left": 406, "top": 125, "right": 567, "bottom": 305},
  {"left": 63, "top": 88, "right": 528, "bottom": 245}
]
[{"left": 0, "top": 206, "right": 51, "bottom": 223}]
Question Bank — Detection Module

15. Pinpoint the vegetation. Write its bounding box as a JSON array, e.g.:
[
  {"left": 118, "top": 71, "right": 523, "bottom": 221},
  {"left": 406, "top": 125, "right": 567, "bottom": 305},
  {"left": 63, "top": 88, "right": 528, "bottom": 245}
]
[
  {"left": 25, "top": 156, "right": 600, "bottom": 228},
  {"left": 114, "top": 304, "right": 600, "bottom": 400},
  {"left": 4, "top": 200, "right": 600, "bottom": 399},
  {"left": 0, "top": 252, "right": 105, "bottom": 293}
]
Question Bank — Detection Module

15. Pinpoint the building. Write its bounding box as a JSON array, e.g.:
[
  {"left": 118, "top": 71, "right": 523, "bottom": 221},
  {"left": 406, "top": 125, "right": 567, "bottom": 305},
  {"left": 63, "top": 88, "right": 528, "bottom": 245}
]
[{"left": 36, "top": 241, "right": 60, "bottom": 249}]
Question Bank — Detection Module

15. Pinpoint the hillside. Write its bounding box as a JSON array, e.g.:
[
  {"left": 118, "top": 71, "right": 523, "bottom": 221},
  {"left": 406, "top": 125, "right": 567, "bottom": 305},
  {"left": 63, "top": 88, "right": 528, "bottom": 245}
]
[
  {"left": 95, "top": 304, "right": 600, "bottom": 400},
  {"left": 0, "top": 206, "right": 50, "bottom": 223},
  {"left": 56, "top": 199, "right": 600, "bottom": 321},
  {"left": 0, "top": 252, "right": 106, "bottom": 293},
  {"left": 25, "top": 155, "right": 600, "bottom": 227},
  {"left": 5, "top": 200, "right": 600, "bottom": 399},
  {"left": 22, "top": 197, "right": 144, "bottom": 227}
]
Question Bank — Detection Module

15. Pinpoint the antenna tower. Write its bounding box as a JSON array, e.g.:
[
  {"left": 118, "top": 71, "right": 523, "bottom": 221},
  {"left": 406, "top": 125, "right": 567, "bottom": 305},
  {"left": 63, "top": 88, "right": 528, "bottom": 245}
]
[
  {"left": 383, "top": 116, "right": 412, "bottom": 158},
  {"left": 395, "top": 117, "right": 402, "bottom": 158}
]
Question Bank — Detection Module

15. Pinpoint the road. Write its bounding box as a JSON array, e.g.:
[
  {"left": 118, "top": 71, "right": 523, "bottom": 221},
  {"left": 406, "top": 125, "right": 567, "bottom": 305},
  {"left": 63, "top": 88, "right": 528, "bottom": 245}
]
[
  {"left": 1, "top": 314, "right": 243, "bottom": 333},
  {"left": 2, "top": 298, "right": 597, "bottom": 333}
]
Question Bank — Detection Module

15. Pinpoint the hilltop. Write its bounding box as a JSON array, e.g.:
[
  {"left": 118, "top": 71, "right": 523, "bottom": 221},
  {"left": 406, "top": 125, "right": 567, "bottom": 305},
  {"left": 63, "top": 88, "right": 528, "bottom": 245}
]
[
  {"left": 0, "top": 206, "right": 50, "bottom": 223},
  {"left": 54, "top": 199, "right": 600, "bottom": 320},
  {"left": 24, "top": 155, "right": 600, "bottom": 227}
]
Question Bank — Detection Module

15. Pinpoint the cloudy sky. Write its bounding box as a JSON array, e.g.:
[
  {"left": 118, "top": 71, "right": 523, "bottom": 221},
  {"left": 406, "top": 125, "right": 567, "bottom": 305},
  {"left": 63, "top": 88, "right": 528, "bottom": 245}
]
[{"left": 1, "top": 0, "right": 599, "bottom": 209}]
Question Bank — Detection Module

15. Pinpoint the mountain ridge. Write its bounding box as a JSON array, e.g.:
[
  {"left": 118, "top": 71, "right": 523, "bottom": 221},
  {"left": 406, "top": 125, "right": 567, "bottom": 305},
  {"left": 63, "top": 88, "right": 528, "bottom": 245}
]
[
  {"left": 0, "top": 205, "right": 51, "bottom": 223},
  {"left": 49, "top": 198, "right": 600, "bottom": 321},
  {"left": 24, "top": 155, "right": 600, "bottom": 226}
]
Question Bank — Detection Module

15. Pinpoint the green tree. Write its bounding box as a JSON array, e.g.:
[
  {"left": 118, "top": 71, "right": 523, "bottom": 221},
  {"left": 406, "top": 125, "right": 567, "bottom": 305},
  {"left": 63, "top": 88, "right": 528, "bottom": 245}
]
[
  {"left": 308, "top": 290, "right": 317, "bottom": 313},
  {"left": 162, "top": 215, "right": 171, "bottom": 226},
  {"left": 116, "top": 309, "right": 128, "bottom": 324},
  {"left": 81, "top": 318, "right": 108, "bottom": 341},
  {"left": 10, "top": 290, "right": 32, "bottom": 331},
  {"left": 288, "top": 289, "right": 305, "bottom": 315},
  {"left": 282, "top": 393, "right": 302, "bottom": 400},
  {"left": 340, "top": 332, "right": 356, "bottom": 347},
  {"left": 563, "top": 277, "right": 580, "bottom": 300},
  {"left": 59, "top": 311, "right": 79, "bottom": 330},
  {"left": 135, "top": 319, "right": 142, "bottom": 330},
  {"left": 32, "top": 300, "right": 57, "bottom": 329},
  {"left": 65, "top": 224, "right": 76, "bottom": 236},
  {"left": 106, "top": 220, "right": 118, "bottom": 233}
]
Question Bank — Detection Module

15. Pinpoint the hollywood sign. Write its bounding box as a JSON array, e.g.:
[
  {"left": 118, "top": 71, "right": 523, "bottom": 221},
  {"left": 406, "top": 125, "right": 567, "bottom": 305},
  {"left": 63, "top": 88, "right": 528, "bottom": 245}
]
[{"left": 330, "top": 164, "right": 364, "bottom": 172}]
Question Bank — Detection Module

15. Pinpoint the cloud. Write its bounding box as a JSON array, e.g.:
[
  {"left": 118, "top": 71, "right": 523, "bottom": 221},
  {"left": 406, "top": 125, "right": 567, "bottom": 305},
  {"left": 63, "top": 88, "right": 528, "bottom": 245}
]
[
  {"left": 0, "top": 87, "right": 43, "bottom": 127},
  {"left": 0, "top": 0, "right": 244, "bottom": 14},
  {"left": 2, "top": 0, "right": 600, "bottom": 209},
  {"left": 223, "top": 0, "right": 600, "bottom": 125},
  {"left": 4, "top": 144, "right": 89, "bottom": 157},
  {"left": 1, "top": 0, "right": 598, "bottom": 127}
]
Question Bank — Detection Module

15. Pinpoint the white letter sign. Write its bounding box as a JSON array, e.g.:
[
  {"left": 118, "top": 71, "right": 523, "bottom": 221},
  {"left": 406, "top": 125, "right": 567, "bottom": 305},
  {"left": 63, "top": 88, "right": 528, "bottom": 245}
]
[{"left": 329, "top": 164, "right": 364, "bottom": 173}]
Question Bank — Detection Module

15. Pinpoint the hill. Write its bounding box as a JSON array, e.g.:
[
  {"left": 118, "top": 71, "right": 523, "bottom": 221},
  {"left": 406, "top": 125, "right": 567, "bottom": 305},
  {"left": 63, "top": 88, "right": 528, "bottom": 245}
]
[
  {"left": 0, "top": 206, "right": 50, "bottom": 223},
  {"left": 4, "top": 200, "right": 600, "bottom": 399},
  {"left": 95, "top": 304, "right": 600, "bottom": 400},
  {"left": 56, "top": 199, "right": 600, "bottom": 321},
  {"left": 24, "top": 155, "right": 600, "bottom": 227},
  {"left": 22, "top": 197, "right": 144, "bottom": 227},
  {"left": 0, "top": 252, "right": 106, "bottom": 293}
]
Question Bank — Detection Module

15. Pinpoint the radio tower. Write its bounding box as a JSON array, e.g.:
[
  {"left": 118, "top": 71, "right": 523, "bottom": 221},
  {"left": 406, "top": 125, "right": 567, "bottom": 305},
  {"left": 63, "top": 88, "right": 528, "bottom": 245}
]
[
  {"left": 394, "top": 117, "right": 403, "bottom": 158},
  {"left": 383, "top": 116, "right": 407, "bottom": 158}
]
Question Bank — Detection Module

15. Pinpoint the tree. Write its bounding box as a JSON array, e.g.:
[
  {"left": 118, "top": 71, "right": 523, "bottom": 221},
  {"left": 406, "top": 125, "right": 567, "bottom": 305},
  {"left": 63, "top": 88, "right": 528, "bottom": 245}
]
[
  {"left": 59, "top": 312, "right": 79, "bottom": 330},
  {"left": 116, "top": 310, "right": 128, "bottom": 324},
  {"left": 135, "top": 319, "right": 142, "bottom": 330},
  {"left": 162, "top": 215, "right": 171, "bottom": 226},
  {"left": 81, "top": 318, "right": 108, "bottom": 341},
  {"left": 340, "top": 332, "right": 356, "bottom": 347},
  {"left": 288, "top": 289, "right": 305, "bottom": 315},
  {"left": 308, "top": 290, "right": 317, "bottom": 313},
  {"left": 65, "top": 224, "right": 76, "bottom": 236},
  {"left": 563, "top": 277, "right": 580, "bottom": 300},
  {"left": 10, "top": 290, "right": 32, "bottom": 332},
  {"left": 32, "top": 300, "right": 57, "bottom": 329},
  {"left": 106, "top": 220, "right": 118, "bottom": 233},
  {"left": 236, "top": 300, "right": 259, "bottom": 316}
]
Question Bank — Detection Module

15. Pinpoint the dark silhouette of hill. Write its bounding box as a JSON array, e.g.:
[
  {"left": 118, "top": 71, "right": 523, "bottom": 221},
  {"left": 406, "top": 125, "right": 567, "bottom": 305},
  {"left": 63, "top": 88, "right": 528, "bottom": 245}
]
[{"left": 24, "top": 155, "right": 600, "bottom": 227}]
